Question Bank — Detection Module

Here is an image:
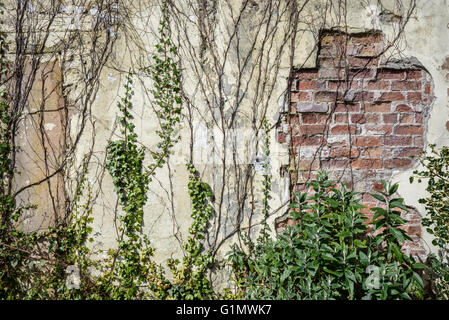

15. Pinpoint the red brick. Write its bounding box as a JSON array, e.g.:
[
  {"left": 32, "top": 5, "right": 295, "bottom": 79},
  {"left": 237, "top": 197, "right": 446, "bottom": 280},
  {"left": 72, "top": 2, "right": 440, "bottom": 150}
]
[
  {"left": 365, "top": 113, "right": 380, "bottom": 123},
  {"left": 351, "top": 113, "right": 366, "bottom": 124},
  {"left": 331, "top": 124, "right": 357, "bottom": 134},
  {"left": 291, "top": 92, "right": 311, "bottom": 102},
  {"left": 320, "top": 45, "right": 340, "bottom": 57},
  {"left": 394, "top": 125, "right": 424, "bottom": 135},
  {"left": 377, "top": 69, "right": 406, "bottom": 80},
  {"left": 395, "top": 104, "right": 413, "bottom": 112},
  {"left": 361, "top": 147, "right": 384, "bottom": 158},
  {"left": 357, "top": 44, "right": 383, "bottom": 57},
  {"left": 351, "top": 91, "right": 375, "bottom": 102},
  {"left": 376, "top": 91, "right": 405, "bottom": 102},
  {"left": 320, "top": 57, "right": 345, "bottom": 69},
  {"left": 384, "top": 158, "right": 413, "bottom": 169},
  {"left": 321, "top": 33, "right": 346, "bottom": 46},
  {"left": 318, "top": 114, "right": 331, "bottom": 123},
  {"left": 425, "top": 83, "right": 431, "bottom": 95},
  {"left": 383, "top": 113, "right": 398, "bottom": 123},
  {"left": 373, "top": 181, "right": 385, "bottom": 192},
  {"left": 394, "top": 147, "right": 423, "bottom": 157},
  {"left": 291, "top": 135, "right": 324, "bottom": 146},
  {"left": 407, "top": 225, "right": 422, "bottom": 236},
  {"left": 334, "top": 103, "right": 361, "bottom": 112},
  {"left": 297, "top": 102, "right": 329, "bottom": 113},
  {"left": 348, "top": 68, "right": 375, "bottom": 79},
  {"left": 407, "top": 92, "right": 422, "bottom": 101},
  {"left": 334, "top": 113, "right": 349, "bottom": 123},
  {"left": 364, "top": 103, "right": 391, "bottom": 112},
  {"left": 298, "top": 80, "right": 321, "bottom": 90},
  {"left": 295, "top": 69, "right": 318, "bottom": 79},
  {"left": 365, "top": 124, "right": 392, "bottom": 135},
  {"left": 328, "top": 80, "right": 359, "bottom": 91},
  {"left": 406, "top": 70, "right": 423, "bottom": 80},
  {"left": 321, "top": 158, "right": 351, "bottom": 169},
  {"left": 391, "top": 81, "right": 421, "bottom": 91},
  {"left": 300, "top": 124, "right": 327, "bottom": 135},
  {"left": 287, "top": 115, "right": 300, "bottom": 124},
  {"left": 315, "top": 91, "right": 340, "bottom": 102},
  {"left": 296, "top": 159, "right": 320, "bottom": 171},
  {"left": 301, "top": 113, "right": 317, "bottom": 124},
  {"left": 384, "top": 136, "right": 412, "bottom": 146},
  {"left": 277, "top": 132, "right": 286, "bottom": 143},
  {"left": 399, "top": 113, "right": 414, "bottom": 123},
  {"left": 348, "top": 57, "right": 379, "bottom": 68},
  {"left": 364, "top": 80, "right": 390, "bottom": 90},
  {"left": 352, "top": 159, "right": 382, "bottom": 169},
  {"left": 415, "top": 113, "right": 423, "bottom": 124},
  {"left": 354, "top": 136, "right": 381, "bottom": 147},
  {"left": 319, "top": 68, "right": 345, "bottom": 79},
  {"left": 351, "top": 33, "right": 382, "bottom": 44},
  {"left": 330, "top": 147, "right": 360, "bottom": 158},
  {"left": 362, "top": 193, "right": 378, "bottom": 203}
]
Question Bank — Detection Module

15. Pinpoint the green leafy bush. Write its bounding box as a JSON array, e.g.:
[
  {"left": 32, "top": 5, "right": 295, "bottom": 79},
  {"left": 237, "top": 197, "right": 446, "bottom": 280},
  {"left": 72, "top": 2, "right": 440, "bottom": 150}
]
[
  {"left": 411, "top": 144, "right": 449, "bottom": 299},
  {"left": 228, "top": 171, "right": 425, "bottom": 300},
  {"left": 411, "top": 144, "right": 449, "bottom": 249}
]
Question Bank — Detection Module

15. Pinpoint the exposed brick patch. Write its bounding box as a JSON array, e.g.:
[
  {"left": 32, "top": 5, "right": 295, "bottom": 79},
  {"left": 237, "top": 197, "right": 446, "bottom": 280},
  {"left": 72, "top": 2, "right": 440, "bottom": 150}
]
[{"left": 277, "top": 30, "right": 434, "bottom": 260}]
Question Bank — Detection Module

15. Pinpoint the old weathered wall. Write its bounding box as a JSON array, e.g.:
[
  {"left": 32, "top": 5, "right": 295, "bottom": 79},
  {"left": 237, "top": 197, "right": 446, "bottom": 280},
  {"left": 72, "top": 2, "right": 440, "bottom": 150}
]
[
  {"left": 10, "top": 0, "right": 449, "bottom": 285},
  {"left": 276, "top": 30, "right": 433, "bottom": 259}
]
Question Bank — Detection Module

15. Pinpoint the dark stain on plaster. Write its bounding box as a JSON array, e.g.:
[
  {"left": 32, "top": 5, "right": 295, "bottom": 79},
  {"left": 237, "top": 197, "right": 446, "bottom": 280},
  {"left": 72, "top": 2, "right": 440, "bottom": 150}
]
[{"left": 442, "top": 57, "right": 449, "bottom": 71}]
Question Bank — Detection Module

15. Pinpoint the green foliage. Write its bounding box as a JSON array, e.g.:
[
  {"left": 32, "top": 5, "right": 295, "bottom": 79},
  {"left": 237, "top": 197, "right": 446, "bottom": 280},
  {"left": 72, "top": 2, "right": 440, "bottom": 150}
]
[
  {"left": 259, "top": 118, "right": 272, "bottom": 245},
  {"left": 2, "top": 0, "right": 444, "bottom": 301},
  {"left": 426, "top": 253, "right": 449, "bottom": 299},
  {"left": 105, "top": 74, "right": 160, "bottom": 299},
  {"left": 410, "top": 144, "right": 449, "bottom": 249},
  {"left": 102, "top": 0, "right": 185, "bottom": 298},
  {"left": 228, "top": 172, "right": 424, "bottom": 300},
  {"left": 411, "top": 144, "right": 449, "bottom": 299},
  {"left": 24, "top": 169, "right": 99, "bottom": 299},
  {"left": 101, "top": 2, "right": 214, "bottom": 299},
  {"left": 146, "top": 0, "right": 182, "bottom": 175},
  {"left": 106, "top": 75, "right": 150, "bottom": 230},
  {"left": 165, "top": 163, "right": 215, "bottom": 300}
]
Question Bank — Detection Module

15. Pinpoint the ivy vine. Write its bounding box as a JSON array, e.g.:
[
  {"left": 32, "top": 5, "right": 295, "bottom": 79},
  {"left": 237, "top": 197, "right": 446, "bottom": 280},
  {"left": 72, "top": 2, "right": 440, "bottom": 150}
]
[{"left": 166, "top": 163, "right": 215, "bottom": 299}]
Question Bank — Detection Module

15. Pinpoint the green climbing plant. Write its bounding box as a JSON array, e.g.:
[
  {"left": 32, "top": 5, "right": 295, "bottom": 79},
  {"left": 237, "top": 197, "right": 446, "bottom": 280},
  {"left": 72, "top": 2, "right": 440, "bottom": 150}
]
[
  {"left": 411, "top": 144, "right": 449, "bottom": 299},
  {"left": 146, "top": 0, "right": 182, "bottom": 177},
  {"left": 258, "top": 118, "right": 273, "bottom": 247},
  {"left": 165, "top": 163, "right": 215, "bottom": 300},
  {"left": 102, "top": 0, "right": 184, "bottom": 299},
  {"left": 104, "top": 74, "right": 159, "bottom": 299}
]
